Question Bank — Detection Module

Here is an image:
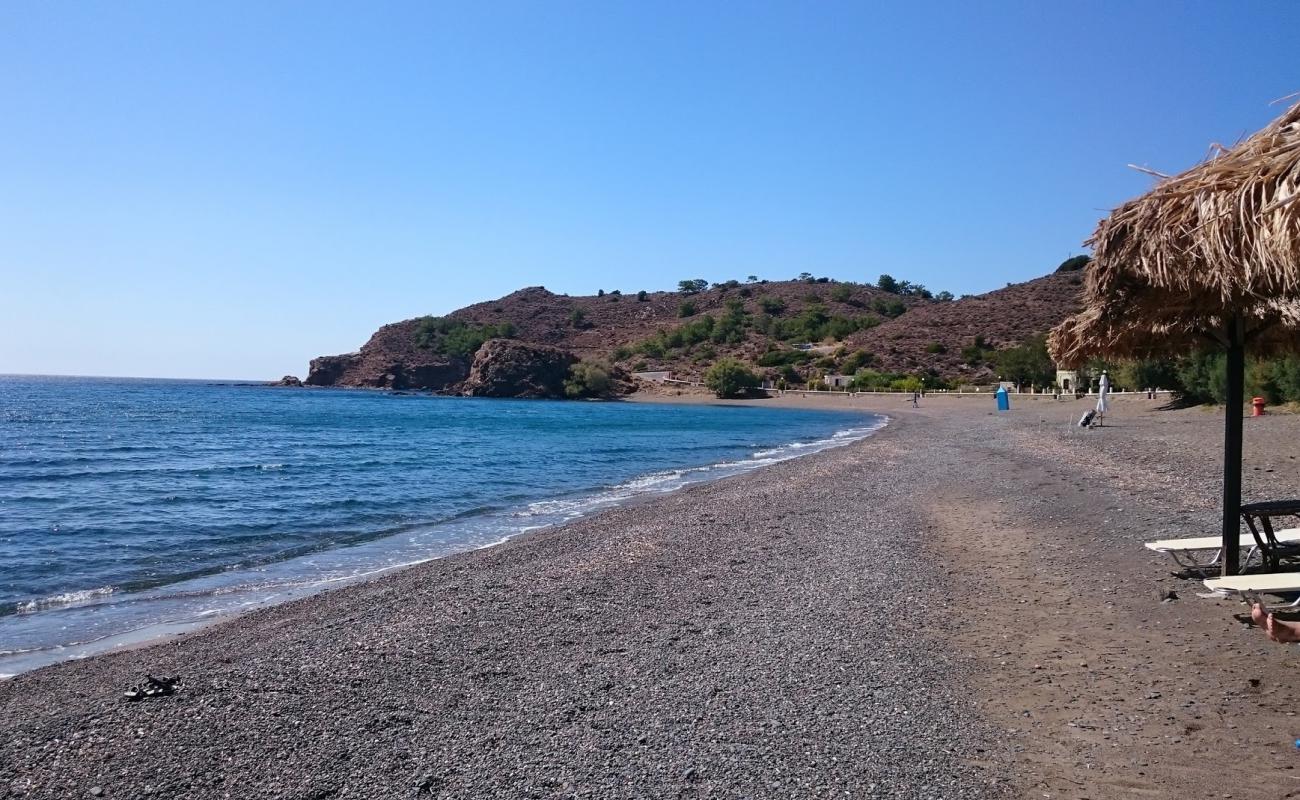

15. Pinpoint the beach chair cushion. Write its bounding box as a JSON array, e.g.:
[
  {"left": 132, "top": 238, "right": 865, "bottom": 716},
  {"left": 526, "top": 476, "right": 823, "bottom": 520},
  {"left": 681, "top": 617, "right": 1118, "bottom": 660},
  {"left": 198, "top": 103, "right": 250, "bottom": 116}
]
[
  {"left": 1204, "top": 572, "right": 1300, "bottom": 594},
  {"left": 1145, "top": 528, "right": 1300, "bottom": 553}
]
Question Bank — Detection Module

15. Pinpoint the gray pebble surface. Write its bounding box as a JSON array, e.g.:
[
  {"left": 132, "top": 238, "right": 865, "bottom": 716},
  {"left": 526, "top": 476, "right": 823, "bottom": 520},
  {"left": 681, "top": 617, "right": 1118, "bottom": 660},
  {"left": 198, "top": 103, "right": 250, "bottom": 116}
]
[{"left": 0, "top": 411, "right": 1011, "bottom": 799}]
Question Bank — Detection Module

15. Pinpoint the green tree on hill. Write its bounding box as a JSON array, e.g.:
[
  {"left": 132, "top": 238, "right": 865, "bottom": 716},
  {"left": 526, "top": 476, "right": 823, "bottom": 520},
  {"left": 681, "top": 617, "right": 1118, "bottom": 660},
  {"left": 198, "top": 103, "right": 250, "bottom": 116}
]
[
  {"left": 994, "top": 335, "right": 1054, "bottom": 387},
  {"left": 678, "top": 279, "right": 709, "bottom": 295}
]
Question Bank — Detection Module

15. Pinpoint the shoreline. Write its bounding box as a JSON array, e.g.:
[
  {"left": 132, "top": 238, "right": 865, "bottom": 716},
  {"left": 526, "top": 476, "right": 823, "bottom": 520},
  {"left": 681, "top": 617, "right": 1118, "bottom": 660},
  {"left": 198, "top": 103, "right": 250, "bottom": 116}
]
[
  {"left": 5, "top": 395, "right": 1300, "bottom": 797},
  {"left": 0, "top": 402, "right": 885, "bottom": 679}
]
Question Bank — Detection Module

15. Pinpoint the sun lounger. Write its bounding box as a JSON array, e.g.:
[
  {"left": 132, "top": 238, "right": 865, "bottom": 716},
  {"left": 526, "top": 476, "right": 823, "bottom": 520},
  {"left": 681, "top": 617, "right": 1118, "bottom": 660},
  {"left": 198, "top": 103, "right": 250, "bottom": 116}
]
[
  {"left": 1145, "top": 528, "right": 1300, "bottom": 573},
  {"left": 1202, "top": 571, "right": 1300, "bottom": 607}
]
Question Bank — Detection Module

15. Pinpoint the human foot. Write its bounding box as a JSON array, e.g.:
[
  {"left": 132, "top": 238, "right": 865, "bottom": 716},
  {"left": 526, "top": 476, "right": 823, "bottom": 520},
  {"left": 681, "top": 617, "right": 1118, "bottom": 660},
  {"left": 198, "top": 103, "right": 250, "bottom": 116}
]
[{"left": 1255, "top": 603, "right": 1300, "bottom": 644}]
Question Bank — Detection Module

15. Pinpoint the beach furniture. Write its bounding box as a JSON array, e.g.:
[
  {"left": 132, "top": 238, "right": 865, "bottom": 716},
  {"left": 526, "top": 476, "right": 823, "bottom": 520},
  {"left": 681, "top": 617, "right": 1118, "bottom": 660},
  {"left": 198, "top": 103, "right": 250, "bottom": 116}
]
[
  {"left": 1202, "top": 572, "right": 1300, "bottom": 608},
  {"left": 1240, "top": 500, "right": 1300, "bottom": 570},
  {"left": 1145, "top": 528, "right": 1300, "bottom": 573}
]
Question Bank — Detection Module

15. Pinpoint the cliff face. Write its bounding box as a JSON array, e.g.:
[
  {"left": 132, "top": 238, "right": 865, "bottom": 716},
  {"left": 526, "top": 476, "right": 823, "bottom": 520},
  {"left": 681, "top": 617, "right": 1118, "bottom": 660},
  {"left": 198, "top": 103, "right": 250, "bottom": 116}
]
[
  {"left": 304, "top": 319, "right": 470, "bottom": 390},
  {"left": 460, "top": 339, "right": 576, "bottom": 399}
]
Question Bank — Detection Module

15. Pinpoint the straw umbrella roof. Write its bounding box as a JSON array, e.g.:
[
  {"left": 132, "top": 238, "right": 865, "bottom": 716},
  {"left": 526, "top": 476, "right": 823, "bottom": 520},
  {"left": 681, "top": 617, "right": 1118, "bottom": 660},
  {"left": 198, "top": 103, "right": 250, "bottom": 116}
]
[{"left": 1050, "top": 99, "right": 1300, "bottom": 366}]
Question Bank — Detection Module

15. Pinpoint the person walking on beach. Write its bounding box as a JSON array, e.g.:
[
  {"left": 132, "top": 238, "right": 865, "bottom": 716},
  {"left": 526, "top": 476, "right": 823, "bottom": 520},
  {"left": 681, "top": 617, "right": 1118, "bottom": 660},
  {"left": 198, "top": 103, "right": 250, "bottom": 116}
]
[{"left": 911, "top": 390, "right": 919, "bottom": 408}]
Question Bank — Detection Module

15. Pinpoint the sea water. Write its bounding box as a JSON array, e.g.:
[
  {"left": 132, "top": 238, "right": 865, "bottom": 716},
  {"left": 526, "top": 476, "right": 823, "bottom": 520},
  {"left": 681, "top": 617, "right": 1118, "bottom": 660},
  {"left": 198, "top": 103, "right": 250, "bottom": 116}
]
[{"left": 0, "top": 376, "right": 883, "bottom": 675}]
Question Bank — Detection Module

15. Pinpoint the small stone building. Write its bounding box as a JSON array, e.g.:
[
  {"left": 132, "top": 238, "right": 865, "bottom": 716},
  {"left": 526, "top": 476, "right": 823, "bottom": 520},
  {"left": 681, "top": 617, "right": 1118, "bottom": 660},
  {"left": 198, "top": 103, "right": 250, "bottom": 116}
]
[{"left": 1055, "top": 368, "right": 1079, "bottom": 395}]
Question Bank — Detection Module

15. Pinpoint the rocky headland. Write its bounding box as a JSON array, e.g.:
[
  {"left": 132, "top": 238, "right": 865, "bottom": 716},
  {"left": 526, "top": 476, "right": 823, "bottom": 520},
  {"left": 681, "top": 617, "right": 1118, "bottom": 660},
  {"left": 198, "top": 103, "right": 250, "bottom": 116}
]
[{"left": 301, "top": 263, "right": 1086, "bottom": 395}]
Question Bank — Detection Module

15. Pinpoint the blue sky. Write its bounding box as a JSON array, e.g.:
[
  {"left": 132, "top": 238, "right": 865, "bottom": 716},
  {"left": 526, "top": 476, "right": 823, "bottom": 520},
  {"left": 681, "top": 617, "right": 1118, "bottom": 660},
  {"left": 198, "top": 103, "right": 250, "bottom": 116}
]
[{"left": 3, "top": 2, "right": 1298, "bottom": 379}]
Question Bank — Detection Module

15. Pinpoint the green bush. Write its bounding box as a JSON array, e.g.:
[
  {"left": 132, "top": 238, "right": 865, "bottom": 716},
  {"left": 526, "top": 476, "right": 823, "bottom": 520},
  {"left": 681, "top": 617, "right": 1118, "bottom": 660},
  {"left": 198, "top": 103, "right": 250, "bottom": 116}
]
[
  {"left": 413, "top": 317, "right": 516, "bottom": 358},
  {"left": 711, "top": 300, "right": 748, "bottom": 344},
  {"left": 926, "top": 341, "right": 946, "bottom": 354},
  {"left": 636, "top": 290, "right": 648, "bottom": 302},
  {"left": 756, "top": 349, "right": 811, "bottom": 367},
  {"left": 1252, "top": 357, "right": 1300, "bottom": 404},
  {"left": 635, "top": 338, "right": 665, "bottom": 358},
  {"left": 1056, "top": 254, "right": 1091, "bottom": 273},
  {"left": 564, "top": 362, "right": 613, "bottom": 398},
  {"left": 757, "top": 296, "right": 786, "bottom": 314},
  {"left": 611, "top": 346, "right": 632, "bottom": 361},
  {"left": 678, "top": 301, "right": 697, "bottom": 317},
  {"left": 704, "top": 358, "right": 760, "bottom": 398},
  {"left": 850, "top": 368, "right": 930, "bottom": 392},
  {"left": 678, "top": 279, "right": 709, "bottom": 295},
  {"left": 841, "top": 350, "right": 874, "bottom": 373},
  {"left": 994, "top": 335, "right": 1055, "bottom": 387},
  {"left": 830, "top": 284, "right": 852, "bottom": 303},
  {"left": 871, "top": 297, "right": 907, "bottom": 318},
  {"left": 569, "top": 309, "right": 588, "bottom": 329}
]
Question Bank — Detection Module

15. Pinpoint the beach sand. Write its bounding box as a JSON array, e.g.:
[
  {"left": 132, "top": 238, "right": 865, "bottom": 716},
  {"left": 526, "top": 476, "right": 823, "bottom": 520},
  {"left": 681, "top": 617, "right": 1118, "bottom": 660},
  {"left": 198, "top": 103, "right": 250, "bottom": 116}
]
[{"left": 3, "top": 393, "right": 1299, "bottom": 799}]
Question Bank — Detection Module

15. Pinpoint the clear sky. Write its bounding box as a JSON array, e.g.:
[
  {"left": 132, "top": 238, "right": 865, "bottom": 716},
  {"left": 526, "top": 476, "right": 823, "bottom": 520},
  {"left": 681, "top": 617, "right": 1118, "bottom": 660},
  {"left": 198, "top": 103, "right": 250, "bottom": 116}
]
[{"left": 3, "top": 2, "right": 1298, "bottom": 379}]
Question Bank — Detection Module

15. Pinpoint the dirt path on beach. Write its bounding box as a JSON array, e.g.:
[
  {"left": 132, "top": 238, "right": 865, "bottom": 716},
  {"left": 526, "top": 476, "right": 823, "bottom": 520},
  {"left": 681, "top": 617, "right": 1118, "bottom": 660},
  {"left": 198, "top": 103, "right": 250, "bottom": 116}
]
[
  {"left": 914, "top": 397, "right": 1300, "bottom": 800},
  {"left": 3, "top": 394, "right": 1300, "bottom": 799}
]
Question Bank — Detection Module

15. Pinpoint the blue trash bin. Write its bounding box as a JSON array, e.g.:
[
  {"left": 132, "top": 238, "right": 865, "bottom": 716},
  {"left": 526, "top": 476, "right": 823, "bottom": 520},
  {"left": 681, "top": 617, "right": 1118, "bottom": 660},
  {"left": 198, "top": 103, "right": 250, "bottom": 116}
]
[{"left": 995, "top": 386, "right": 1010, "bottom": 411}]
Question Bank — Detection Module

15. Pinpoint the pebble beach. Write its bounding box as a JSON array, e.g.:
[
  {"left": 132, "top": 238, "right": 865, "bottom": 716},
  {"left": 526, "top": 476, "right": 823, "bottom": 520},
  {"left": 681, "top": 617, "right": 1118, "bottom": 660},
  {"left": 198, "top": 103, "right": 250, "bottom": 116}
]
[{"left": 3, "top": 393, "right": 1299, "bottom": 799}]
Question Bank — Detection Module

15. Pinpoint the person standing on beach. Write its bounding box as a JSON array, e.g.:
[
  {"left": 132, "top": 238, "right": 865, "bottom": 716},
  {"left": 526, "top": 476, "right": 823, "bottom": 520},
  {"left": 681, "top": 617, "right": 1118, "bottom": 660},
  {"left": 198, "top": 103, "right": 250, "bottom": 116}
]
[{"left": 911, "top": 390, "right": 919, "bottom": 408}]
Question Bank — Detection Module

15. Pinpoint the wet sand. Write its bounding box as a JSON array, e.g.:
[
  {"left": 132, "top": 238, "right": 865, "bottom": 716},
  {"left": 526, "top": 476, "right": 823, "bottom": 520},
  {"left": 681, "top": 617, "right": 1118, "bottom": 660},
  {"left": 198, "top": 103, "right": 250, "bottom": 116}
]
[{"left": 3, "top": 393, "right": 1298, "bottom": 799}]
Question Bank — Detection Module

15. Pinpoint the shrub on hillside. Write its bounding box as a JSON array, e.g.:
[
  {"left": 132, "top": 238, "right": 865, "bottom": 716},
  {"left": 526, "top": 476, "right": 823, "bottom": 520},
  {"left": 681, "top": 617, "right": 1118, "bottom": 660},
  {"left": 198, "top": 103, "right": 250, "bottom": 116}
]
[
  {"left": 414, "top": 317, "right": 516, "bottom": 358},
  {"left": 871, "top": 297, "right": 907, "bottom": 318},
  {"left": 1056, "top": 254, "right": 1091, "bottom": 273}
]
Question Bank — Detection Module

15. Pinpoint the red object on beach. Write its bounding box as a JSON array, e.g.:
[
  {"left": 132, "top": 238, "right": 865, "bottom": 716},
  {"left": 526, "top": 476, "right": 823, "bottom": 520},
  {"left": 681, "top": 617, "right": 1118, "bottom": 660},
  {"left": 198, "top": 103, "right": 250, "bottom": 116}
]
[{"left": 1252, "top": 397, "right": 1266, "bottom": 417}]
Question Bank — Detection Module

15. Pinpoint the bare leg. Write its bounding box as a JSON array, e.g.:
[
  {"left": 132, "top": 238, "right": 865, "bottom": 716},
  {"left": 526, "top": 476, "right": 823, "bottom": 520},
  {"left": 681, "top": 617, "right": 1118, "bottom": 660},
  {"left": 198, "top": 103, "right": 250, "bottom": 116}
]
[{"left": 1254, "top": 602, "right": 1300, "bottom": 643}]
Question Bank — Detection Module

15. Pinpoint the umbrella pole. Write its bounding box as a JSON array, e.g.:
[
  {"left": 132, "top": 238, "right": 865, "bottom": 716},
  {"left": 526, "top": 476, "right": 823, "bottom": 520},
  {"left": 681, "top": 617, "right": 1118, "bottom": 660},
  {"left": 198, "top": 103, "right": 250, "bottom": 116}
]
[{"left": 1221, "top": 318, "right": 1246, "bottom": 576}]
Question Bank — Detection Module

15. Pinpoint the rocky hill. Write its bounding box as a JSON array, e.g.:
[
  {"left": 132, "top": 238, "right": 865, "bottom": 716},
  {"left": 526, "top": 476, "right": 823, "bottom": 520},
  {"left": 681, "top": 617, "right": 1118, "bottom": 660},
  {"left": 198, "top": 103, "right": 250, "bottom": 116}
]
[{"left": 304, "top": 264, "right": 1085, "bottom": 393}]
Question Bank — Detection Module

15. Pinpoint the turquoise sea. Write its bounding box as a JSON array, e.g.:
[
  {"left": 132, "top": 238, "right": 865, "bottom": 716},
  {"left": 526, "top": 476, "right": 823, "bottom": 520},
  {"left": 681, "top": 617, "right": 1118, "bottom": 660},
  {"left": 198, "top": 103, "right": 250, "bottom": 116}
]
[{"left": 0, "top": 376, "right": 883, "bottom": 675}]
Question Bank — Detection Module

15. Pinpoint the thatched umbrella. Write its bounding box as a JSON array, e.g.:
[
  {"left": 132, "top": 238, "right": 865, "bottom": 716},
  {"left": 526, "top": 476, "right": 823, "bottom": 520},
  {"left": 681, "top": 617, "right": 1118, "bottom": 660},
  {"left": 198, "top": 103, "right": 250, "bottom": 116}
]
[{"left": 1050, "top": 98, "right": 1300, "bottom": 575}]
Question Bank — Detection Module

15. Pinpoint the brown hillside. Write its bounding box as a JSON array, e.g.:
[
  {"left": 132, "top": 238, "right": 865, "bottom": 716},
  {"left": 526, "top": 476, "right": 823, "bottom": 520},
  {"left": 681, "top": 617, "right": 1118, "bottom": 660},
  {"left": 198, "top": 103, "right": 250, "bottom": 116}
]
[
  {"left": 305, "top": 271, "right": 1084, "bottom": 390},
  {"left": 845, "top": 272, "right": 1085, "bottom": 380}
]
